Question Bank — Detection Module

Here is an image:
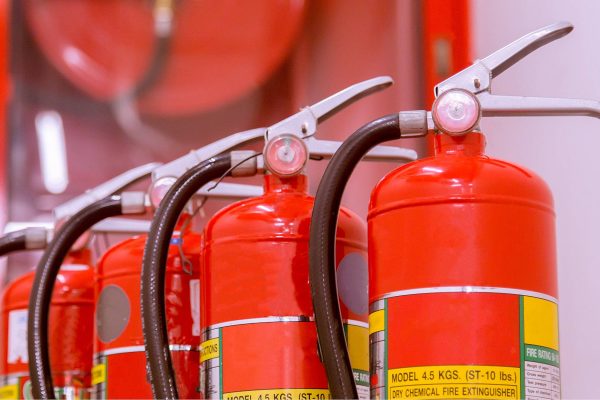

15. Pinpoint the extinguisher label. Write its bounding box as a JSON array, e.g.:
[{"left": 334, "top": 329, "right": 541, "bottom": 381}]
[
  {"left": 200, "top": 317, "right": 369, "bottom": 399},
  {"left": 0, "top": 374, "right": 29, "bottom": 400},
  {"left": 369, "top": 286, "right": 560, "bottom": 400},
  {"left": 222, "top": 389, "right": 331, "bottom": 400},
  {"left": 91, "top": 363, "right": 107, "bottom": 386},
  {"left": 369, "top": 310, "right": 385, "bottom": 334},
  {"left": 387, "top": 365, "right": 520, "bottom": 399},
  {"left": 0, "top": 383, "right": 18, "bottom": 399},
  {"left": 520, "top": 296, "right": 560, "bottom": 399},
  {"left": 190, "top": 279, "right": 201, "bottom": 336},
  {"left": 200, "top": 338, "right": 221, "bottom": 363},
  {"left": 7, "top": 310, "right": 28, "bottom": 364},
  {"left": 346, "top": 323, "right": 370, "bottom": 400}
]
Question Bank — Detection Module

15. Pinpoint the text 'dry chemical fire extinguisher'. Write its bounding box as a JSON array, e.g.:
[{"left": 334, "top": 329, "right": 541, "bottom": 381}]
[
  {"left": 92, "top": 180, "right": 262, "bottom": 400},
  {"left": 140, "top": 77, "right": 417, "bottom": 400},
  {"left": 309, "top": 21, "right": 600, "bottom": 400}
]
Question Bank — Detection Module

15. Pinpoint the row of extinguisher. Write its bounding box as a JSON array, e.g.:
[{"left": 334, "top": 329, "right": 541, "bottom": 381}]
[{"left": 0, "top": 22, "right": 596, "bottom": 400}]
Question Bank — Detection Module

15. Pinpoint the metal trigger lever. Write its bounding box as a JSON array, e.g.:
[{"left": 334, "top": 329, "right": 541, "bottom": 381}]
[
  {"left": 266, "top": 76, "right": 393, "bottom": 140},
  {"left": 480, "top": 21, "right": 573, "bottom": 78},
  {"left": 430, "top": 21, "right": 600, "bottom": 135},
  {"left": 154, "top": 76, "right": 398, "bottom": 181},
  {"left": 435, "top": 21, "right": 574, "bottom": 95}
]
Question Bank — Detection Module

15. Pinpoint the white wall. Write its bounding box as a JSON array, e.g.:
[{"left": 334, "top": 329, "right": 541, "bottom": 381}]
[{"left": 472, "top": 1, "right": 600, "bottom": 398}]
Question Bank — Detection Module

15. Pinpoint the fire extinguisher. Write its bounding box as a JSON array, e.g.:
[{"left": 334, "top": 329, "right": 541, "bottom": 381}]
[
  {"left": 1, "top": 250, "right": 93, "bottom": 400},
  {"left": 91, "top": 182, "right": 263, "bottom": 399},
  {"left": 140, "top": 77, "right": 417, "bottom": 399},
  {"left": 0, "top": 162, "right": 158, "bottom": 400},
  {"left": 308, "top": 22, "right": 599, "bottom": 400},
  {"left": 0, "top": 227, "right": 48, "bottom": 399}
]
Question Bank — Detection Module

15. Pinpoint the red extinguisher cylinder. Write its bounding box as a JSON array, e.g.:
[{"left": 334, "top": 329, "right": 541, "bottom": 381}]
[
  {"left": 92, "top": 229, "right": 201, "bottom": 399},
  {"left": 0, "top": 250, "right": 95, "bottom": 399},
  {"left": 200, "top": 174, "right": 370, "bottom": 399},
  {"left": 368, "top": 132, "right": 559, "bottom": 399}
]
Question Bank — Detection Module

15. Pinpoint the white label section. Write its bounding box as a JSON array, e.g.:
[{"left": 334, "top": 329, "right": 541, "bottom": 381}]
[
  {"left": 60, "top": 264, "right": 89, "bottom": 271},
  {"left": 357, "top": 383, "right": 369, "bottom": 400},
  {"left": 8, "top": 309, "right": 28, "bottom": 363},
  {"left": 190, "top": 279, "right": 200, "bottom": 336},
  {"left": 524, "top": 361, "right": 560, "bottom": 400}
]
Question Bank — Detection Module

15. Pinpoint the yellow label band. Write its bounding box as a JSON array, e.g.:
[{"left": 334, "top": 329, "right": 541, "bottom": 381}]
[
  {"left": 388, "top": 365, "right": 520, "bottom": 399},
  {"left": 0, "top": 384, "right": 18, "bottom": 400},
  {"left": 91, "top": 363, "right": 106, "bottom": 386},
  {"left": 200, "top": 338, "right": 220, "bottom": 363},
  {"left": 347, "top": 325, "right": 369, "bottom": 372},
  {"left": 369, "top": 310, "right": 384, "bottom": 334},
  {"left": 223, "top": 389, "right": 331, "bottom": 400},
  {"left": 523, "top": 296, "right": 559, "bottom": 350}
]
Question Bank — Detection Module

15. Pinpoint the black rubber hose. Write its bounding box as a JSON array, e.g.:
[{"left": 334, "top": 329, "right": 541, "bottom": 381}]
[
  {"left": 118, "top": 1, "right": 174, "bottom": 102},
  {"left": 28, "top": 196, "right": 124, "bottom": 400},
  {"left": 309, "top": 114, "right": 401, "bottom": 399},
  {"left": 141, "top": 154, "right": 232, "bottom": 400},
  {"left": 129, "top": 35, "right": 171, "bottom": 99},
  {"left": 0, "top": 230, "right": 30, "bottom": 256}
]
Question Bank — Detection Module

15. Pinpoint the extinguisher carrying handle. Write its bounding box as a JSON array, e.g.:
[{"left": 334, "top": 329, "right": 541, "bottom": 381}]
[
  {"left": 431, "top": 21, "right": 600, "bottom": 135},
  {"left": 28, "top": 192, "right": 146, "bottom": 400},
  {"left": 227, "top": 138, "right": 417, "bottom": 175},
  {"left": 305, "top": 137, "right": 416, "bottom": 162},
  {"left": 53, "top": 162, "right": 161, "bottom": 223},
  {"left": 2, "top": 217, "right": 154, "bottom": 242},
  {"left": 149, "top": 179, "right": 265, "bottom": 209},
  {"left": 0, "top": 227, "right": 48, "bottom": 257},
  {"left": 196, "top": 181, "right": 264, "bottom": 198}
]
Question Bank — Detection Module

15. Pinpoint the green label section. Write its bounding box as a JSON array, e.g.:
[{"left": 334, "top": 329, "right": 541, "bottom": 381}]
[
  {"left": 524, "top": 344, "right": 559, "bottom": 367},
  {"left": 353, "top": 369, "right": 369, "bottom": 386}
]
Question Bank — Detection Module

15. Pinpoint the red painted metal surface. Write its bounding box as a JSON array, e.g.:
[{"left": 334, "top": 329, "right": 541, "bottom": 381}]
[
  {"left": 0, "top": 0, "right": 8, "bottom": 231},
  {"left": 422, "top": 0, "right": 471, "bottom": 154},
  {"left": 93, "top": 228, "right": 201, "bottom": 399},
  {"left": 421, "top": 0, "right": 471, "bottom": 108},
  {"left": 200, "top": 174, "right": 369, "bottom": 398},
  {"left": 24, "top": 0, "right": 305, "bottom": 116},
  {"left": 368, "top": 132, "right": 558, "bottom": 398},
  {"left": 370, "top": 132, "right": 556, "bottom": 299},
  {"left": 0, "top": 250, "right": 94, "bottom": 398}
]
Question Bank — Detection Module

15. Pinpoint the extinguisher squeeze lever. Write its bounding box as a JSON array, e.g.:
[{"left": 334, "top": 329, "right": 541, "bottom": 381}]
[
  {"left": 265, "top": 76, "right": 393, "bottom": 140},
  {"left": 0, "top": 227, "right": 48, "bottom": 256},
  {"left": 50, "top": 159, "right": 260, "bottom": 224},
  {"left": 53, "top": 162, "right": 161, "bottom": 223},
  {"left": 432, "top": 21, "right": 600, "bottom": 136}
]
